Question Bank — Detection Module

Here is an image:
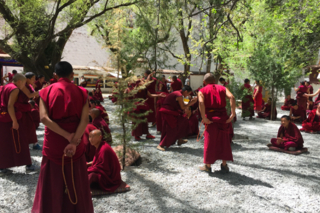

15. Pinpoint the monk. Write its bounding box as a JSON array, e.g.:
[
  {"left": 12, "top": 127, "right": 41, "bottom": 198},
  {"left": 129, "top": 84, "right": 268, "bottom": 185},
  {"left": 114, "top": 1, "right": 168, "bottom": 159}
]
[
  {"left": 29, "top": 100, "right": 40, "bottom": 129},
  {"left": 241, "top": 79, "right": 254, "bottom": 120},
  {"left": 2, "top": 70, "right": 17, "bottom": 84},
  {"left": 304, "top": 88, "right": 320, "bottom": 109},
  {"left": 219, "top": 77, "right": 229, "bottom": 87},
  {"left": 90, "top": 108, "right": 112, "bottom": 144},
  {"left": 305, "top": 81, "right": 313, "bottom": 101},
  {"left": 281, "top": 95, "right": 294, "bottom": 111},
  {"left": 0, "top": 74, "right": 34, "bottom": 175},
  {"left": 34, "top": 75, "right": 47, "bottom": 91},
  {"left": 184, "top": 106, "right": 199, "bottom": 137},
  {"left": 49, "top": 72, "right": 58, "bottom": 84},
  {"left": 170, "top": 76, "right": 183, "bottom": 92},
  {"left": 289, "top": 101, "right": 306, "bottom": 123},
  {"left": 198, "top": 73, "right": 235, "bottom": 173},
  {"left": 32, "top": 61, "right": 93, "bottom": 213},
  {"left": 268, "top": 115, "right": 304, "bottom": 151},
  {"left": 91, "top": 100, "right": 109, "bottom": 124},
  {"left": 83, "top": 124, "right": 98, "bottom": 162},
  {"left": 294, "top": 81, "right": 308, "bottom": 109},
  {"left": 158, "top": 75, "right": 169, "bottom": 93},
  {"left": 256, "top": 98, "right": 277, "bottom": 120},
  {"left": 87, "top": 130, "right": 124, "bottom": 193},
  {"left": 253, "top": 80, "right": 263, "bottom": 111},
  {"left": 144, "top": 70, "right": 157, "bottom": 125},
  {"left": 157, "top": 85, "right": 197, "bottom": 151},
  {"left": 80, "top": 76, "right": 88, "bottom": 87},
  {"left": 155, "top": 92, "right": 169, "bottom": 134},
  {"left": 94, "top": 78, "right": 104, "bottom": 102},
  {"left": 300, "top": 103, "right": 320, "bottom": 133},
  {"left": 16, "top": 72, "right": 41, "bottom": 150}
]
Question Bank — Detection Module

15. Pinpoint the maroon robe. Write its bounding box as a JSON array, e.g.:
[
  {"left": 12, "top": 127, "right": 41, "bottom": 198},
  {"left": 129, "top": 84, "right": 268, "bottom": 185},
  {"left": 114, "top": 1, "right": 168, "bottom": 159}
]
[
  {"left": 95, "top": 105, "right": 109, "bottom": 124},
  {"left": 257, "top": 104, "right": 277, "bottom": 119},
  {"left": 281, "top": 98, "right": 295, "bottom": 111},
  {"left": 184, "top": 113, "right": 199, "bottom": 137},
  {"left": 291, "top": 106, "right": 306, "bottom": 123},
  {"left": 254, "top": 86, "right": 263, "bottom": 111},
  {"left": 83, "top": 124, "right": 98, "bottom": 162},
  {"left": 32, "top": 78, "right": 93, "bottom": 213},
  {"left": 94, "top": 90, "right": 104, "bottom": 102},
  {"left": 271, "top": 122, "right": 304, "bottom": 150},
  {"left": 201, "top": 84, "right": 233, "bottom": 164},
  {"left": 145, "top": 77, "right": 157, "bottom": 123},
  {"left": 296, "top": 85, "right": 308, "bottom": 109},
  {"left": 15, "top": 83, "right": 38, "bottom": 144},
  {"left": 49, "top": 78, "right": 58, "bottom": 84},
  {"left": 87, "top": 141, "right": 122, "bottom": 192},
  {"left": 31, "top": 108, "right": 40, "bottom": 129},
  {"left": 313, "top": 93, "right": 320, "bottom": 109},
  {"left": 308, "top": 85, "right": 313, "bottom": 101},
  {"left": 92, "top": 116, "right": 112, "bottom": 143},
  {"left": 301, "top": 109, "right": 320, "bottom": 132},
  {"left": 171, "top": 79, "right": 182, "bottom": 92},
  {"left": 158, "top": 80, "right": 169, "bottom": 93},
  {"left": 156, "top": 92, "right": 168, "bottom": 132},
  {"left": 159, "top": 91, "right": 188, "bottom": 148},
  {"left": 0, "top": 83, "right": 31, "bottom": 169},
  {"left": 241, "top": 83, "right": 254, "bottom": 117}
]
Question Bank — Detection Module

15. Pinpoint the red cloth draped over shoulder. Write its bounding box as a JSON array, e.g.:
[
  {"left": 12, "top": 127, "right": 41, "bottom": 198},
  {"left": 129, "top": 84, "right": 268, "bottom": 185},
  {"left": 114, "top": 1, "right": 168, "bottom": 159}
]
[
  {"left": 171, "top": 79, "right": 182, "bottom": 91},
  {"left": 301, "top": 109, "right": 320, "bottom": 132},
  {"left": 254, "top": 86, "right": 263, "bottom": 111},
  {"left": 201, "top": 84, "right": 233, "bottom": 164},
  {"left": 92, "top": 116, "right": 112, "bottom": 143},
  {"left": 39, "top": 78, "right": 88, "bottom": 165},
  {"left": 291, "top": 106, "right": 306, "bottom": 122},
  {"left": 83, "top": 124, "right": 98, "bottom": 162},
  {"left": 242, "top": 83, "right": 254, "bottom": 117},
  {"left": 277, "top": 122, "right": 304, "bottom": 149},
  {"left": 87, "top": 141, "right": 122, "bottom": 192}
]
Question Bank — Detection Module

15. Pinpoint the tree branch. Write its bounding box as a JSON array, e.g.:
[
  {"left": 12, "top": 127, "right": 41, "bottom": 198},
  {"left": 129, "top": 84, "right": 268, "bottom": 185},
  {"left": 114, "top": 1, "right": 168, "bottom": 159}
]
[
  {"left": 0, "top": 0, "right": 19, "bottom": 30},
  {"left": 159, "top": 45, "right": 182, "bottom": 60}
]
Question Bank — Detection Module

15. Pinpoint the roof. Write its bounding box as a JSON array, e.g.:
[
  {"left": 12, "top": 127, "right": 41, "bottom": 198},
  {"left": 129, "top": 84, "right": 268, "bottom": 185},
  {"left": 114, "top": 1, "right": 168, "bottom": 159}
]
[{"left": 157, "top": 69, "right": 189, "bottom": 74}]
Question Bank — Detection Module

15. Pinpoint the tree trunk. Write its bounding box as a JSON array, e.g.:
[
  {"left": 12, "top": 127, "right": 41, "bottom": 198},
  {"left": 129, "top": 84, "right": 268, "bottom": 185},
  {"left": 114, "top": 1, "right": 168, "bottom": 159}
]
[
  {"left": 270, "top": 85, "right": 275, "bottom": 120},
  {"left": 206, "top": 52, "right": 212, "bottom": 73}
]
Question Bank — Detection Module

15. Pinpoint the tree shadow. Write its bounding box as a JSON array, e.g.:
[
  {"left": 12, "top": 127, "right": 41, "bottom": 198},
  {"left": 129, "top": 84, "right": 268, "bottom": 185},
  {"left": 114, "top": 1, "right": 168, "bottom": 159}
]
[{"left": 167, "top": 146, "right": 203, "bottom": 158}]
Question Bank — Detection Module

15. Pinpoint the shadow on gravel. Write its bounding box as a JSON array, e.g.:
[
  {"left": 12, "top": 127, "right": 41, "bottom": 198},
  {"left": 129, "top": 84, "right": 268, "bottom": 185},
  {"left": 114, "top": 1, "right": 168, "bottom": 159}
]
[
  {"left": 168, "top": 147, "right": 203, "bottom": 157},
  {"left": 209, "top": 171, "right": 273, "bottom": 188}
]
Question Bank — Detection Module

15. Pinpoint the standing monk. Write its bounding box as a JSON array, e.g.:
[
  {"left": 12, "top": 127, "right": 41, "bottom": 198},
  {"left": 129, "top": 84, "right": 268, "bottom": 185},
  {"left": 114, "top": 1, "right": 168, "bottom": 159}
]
[
  {"left": 304, "top": 88, "right": 320, "bottom": 109},
  {"left": 144, "top": 70, "right": 157, "bottom": 125},
  {"left": 157, "top": 85, "right": 197, "bottom": 151},
  {"left": 305, "top": 81, "right": 313, "bottom": 101},
  {"left": 158, "top": 75, "right": 169, "bottom": 93},
  {"left": 0, "top": 74, "right": 33, "bottom": 175},
  {"left": 241, "top": 79, "right": 254, "bottom": 120},
  {"left": 2, "top": 70, "right": 17, "bottom": 84},
  {"left": 294, "top": 81, "right": 308, "bottom": 109},
  {"left": 170, "top": 76, "right": 183, "bottom": 92},
  {"left": 32, "top": 62, "right": 93, "bottom": 213},
  {"left": 253, "top": 80, "right": 263, "bottom": 111},
  {"left": 198, "top": 73, "right": 235, "bottom": 173},
  {"left": 219, "top": 77, "right": 229, "bottom": 87}
]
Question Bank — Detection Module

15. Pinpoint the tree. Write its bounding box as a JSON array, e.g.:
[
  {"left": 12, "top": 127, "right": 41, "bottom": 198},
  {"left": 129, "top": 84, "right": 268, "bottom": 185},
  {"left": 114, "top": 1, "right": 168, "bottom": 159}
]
[{"left": 0, "top": 0, "right": 137, "bottom": 79}]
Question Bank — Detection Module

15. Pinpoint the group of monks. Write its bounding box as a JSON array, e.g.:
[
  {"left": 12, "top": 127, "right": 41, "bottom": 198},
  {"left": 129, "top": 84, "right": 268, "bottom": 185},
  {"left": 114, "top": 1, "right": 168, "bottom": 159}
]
[{"left": 0, "top": 63, "right": 317, "bottom": 213}]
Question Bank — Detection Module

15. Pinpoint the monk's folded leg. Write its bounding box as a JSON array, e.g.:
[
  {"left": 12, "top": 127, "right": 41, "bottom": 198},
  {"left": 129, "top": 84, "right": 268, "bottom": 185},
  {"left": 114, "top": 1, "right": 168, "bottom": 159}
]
[{"left": 283, "top": 141, "right": 298, "bottom": 150}]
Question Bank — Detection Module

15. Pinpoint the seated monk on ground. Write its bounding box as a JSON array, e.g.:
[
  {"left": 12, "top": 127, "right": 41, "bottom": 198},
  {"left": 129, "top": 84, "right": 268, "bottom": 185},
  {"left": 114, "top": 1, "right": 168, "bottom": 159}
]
[
  {"left": 300, "top": 102, "right": 320, "bottom": 133},
  {"left": 268, "top": 115, "right": 304, "bottom": 151},
  {"left": 88, "top": 92, "right": 97, "bottom": 102},
  {"left": 83, "top": 124, "right": 98, "bottom": 162},
  {"left": 289, "top": 101, "right": 306, "bottom": 123},
  {"left": 91, "top": 100, "right": 109, "bottom": 124},
  {"left": 281, "top": 95, "right": 294, "bottom": 111},
  {"left": 29, "top": 100, "right": 40, "bottom": 129},
  {"left": 257, "top": 98, "right": 277, "bottom": 119},
  {"left": 87, "top": 130, "right": 125, "bottom": 193},
  {"left": 183, "top": 106, "right": 199, "bottom": 137},
  {"left": 90, "top": 108, "right": 112, "bottom": 144}
]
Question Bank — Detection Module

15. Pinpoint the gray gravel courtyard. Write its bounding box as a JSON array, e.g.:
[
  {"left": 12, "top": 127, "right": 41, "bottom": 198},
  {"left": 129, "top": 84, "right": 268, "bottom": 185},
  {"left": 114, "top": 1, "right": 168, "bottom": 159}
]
[{"left": 0, "top": 96, "right": 319, "bottom": 213}]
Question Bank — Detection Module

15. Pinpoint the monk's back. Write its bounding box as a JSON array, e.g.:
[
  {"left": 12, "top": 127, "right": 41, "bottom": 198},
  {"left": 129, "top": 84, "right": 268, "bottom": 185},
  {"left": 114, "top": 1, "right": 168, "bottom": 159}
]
[
  {"left": 162, "top": 91, "right": 182, "bottom": 111},
  {"left": 0, "top": 83, "right": 17, "bottom": 111},
  {"left": 201, "top": 84, "right": 226, "bottom": 109}
]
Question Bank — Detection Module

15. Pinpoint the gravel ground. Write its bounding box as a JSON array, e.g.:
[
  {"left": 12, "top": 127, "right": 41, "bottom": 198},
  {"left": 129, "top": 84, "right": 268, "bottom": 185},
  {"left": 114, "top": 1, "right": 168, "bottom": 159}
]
[{"left": 1, "top": 96, "right": 320, "bottom": 213}]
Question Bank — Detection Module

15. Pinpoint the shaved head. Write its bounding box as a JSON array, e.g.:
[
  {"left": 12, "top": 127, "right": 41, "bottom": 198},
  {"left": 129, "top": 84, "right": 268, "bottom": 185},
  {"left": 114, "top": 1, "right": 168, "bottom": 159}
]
[
  {"left": 203, "top": 73, "right": 215, "bottom": 84},
  {"left": 12, "top": 73, "right": 26, "bottom": 82},
  {"left": 90, "top": 129, "right": 102, "bottom": 136},
  {"left": 90, "top": 108, "right": 100, "bottom": 117}
]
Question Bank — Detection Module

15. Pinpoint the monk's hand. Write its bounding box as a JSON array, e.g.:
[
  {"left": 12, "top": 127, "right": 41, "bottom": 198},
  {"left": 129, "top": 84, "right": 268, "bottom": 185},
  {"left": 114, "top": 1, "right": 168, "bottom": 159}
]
[
  {"left": 12, "top": 121, "right": 19, "bottom": 130},
  {"left": 65, "top": 133, "right": 75, "bottom": 143},
  {"left": 64, "top": 144, "right": 76, "bottom": 157},
  {"left": 159, "top": 93, "right": 166, "bottom": 98},
  {"left": 226, "top": 116, "right": 234, "bottom": 124},
  {"left": 202, "top": 117, "right": 212, "bottom": 125}
]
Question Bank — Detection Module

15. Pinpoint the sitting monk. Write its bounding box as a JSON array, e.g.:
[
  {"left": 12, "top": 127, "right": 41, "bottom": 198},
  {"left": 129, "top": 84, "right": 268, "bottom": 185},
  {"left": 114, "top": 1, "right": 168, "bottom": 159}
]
[
  {"left": 91, "top": 100, "right": 109, "bottom": 124},
  {"left": 29, "top": 100, "right": 40, "bottom": 129},
  {"left": 289, "top": 101, "right": 306, "bottom": 123},
  {"left": 90, "top": 108, "right": 112, "bottom": 144},
  {"left": 183, "top": 106, "right": 199, "bottom": 137},
  {"left": 300, "top": 102, "right": 320, "bottom": 133},
  {"left": 87, "top": 130, "right": 125, "bottom": 193},
  {"left": 88, "top": 92, "right": 97, "bottom": 102},
  {"left": 83, "top": 124, "right": 98, "bottom": 162},
  {"left": 268, "top": 115, "right": 304, "bottom": 151},
  {"left": 257, "top": 98, "right": 277, "bottom": 119},
  {"left": 281, "top": 95, "right": 294, "bottom": 111}
]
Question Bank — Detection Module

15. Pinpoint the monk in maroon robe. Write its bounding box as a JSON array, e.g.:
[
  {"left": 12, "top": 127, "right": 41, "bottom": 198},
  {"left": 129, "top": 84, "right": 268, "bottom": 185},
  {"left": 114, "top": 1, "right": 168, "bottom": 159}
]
[
  {"left": 300, "top": 103, "right": 320, "bottom": 133},
  {"left": 157, "top": 86, "right": 197, "bottom": 151},
  {"left": 257, "top": 98, "right": 277, "bottom": 119},
  {"left": 170, "top": 76, "right": 183, "bottom": 92},
  {"left": 0, "top": 74, "right": 33, "bottom": 174},
  {"left": 198, "top": 73, "right": 235, "bottom": 173},
  {"left": 219, "top": 77, "right": 229, "bottom": 87},
  {"left": 87, "top": 130, "right": 125, "bottom": 192},
  {"left": 158, "top": 75, "right": 169, "bottom": 93},
  {"left": 49, "top": 72, "right": 58, "bottom": 84},
  {"left": 83, "top": 124, "right": 98, "bottom": 162},
  {"left": 32, "top": 62, "right": 93, "bottom": 213},
  {"left": 90, "top": 108, "right": 112, "bottom": 144},
  {"left": 304, "top": 88, "right": 320, "bottom": 110},
  {"left": 281, "top": 95, "right": 295, "bottom": 111},
  {"left": 156, "top": 92, "right": 168, "bottom": 133},
  {"left": 90, "top": 100, "right": 109, "bottom": 124},
  {"left": 94, "top": 78, "right": 104, "bottom": 102},
  {"left": 305, "top": 81, "right": 313, "bottom": 101},
  {"left": 294, "top": 81, "right": 308, "bottom": 109},
  {"left": 144, "top": 70, "right": 157, "bottom": 124},
  {"left": 29, "top": 100, "right": 40, "bottom": 129},
  {"left": 184, "top": 106, "right": 199, "bottom": 137},
  {"left": 241, "top": 79, "right": 254, "bottom": 120},
  {"left": 268, "top": 115, "right": 304, "bottom": 151},
  {"left": 289, "top": 101, "right": 306, "bottom": 123},
  {"left": 34, "top": 75, "right": 46, "bottom": 91},
  {"left": 2, "top": 70, "right": 17, "bottom": 84}
]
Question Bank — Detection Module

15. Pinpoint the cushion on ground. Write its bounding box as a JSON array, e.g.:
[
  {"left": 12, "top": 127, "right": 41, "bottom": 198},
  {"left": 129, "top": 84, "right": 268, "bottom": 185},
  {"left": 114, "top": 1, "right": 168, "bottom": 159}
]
[
  {"left": 268, "top": 146, "right": 308, "bottom": 155},
  {"left": 112, "top": 145, "right": 141, "bottom": 169},
  {"left": 91, "top": 181, "right": 130, "bottom": 197}
]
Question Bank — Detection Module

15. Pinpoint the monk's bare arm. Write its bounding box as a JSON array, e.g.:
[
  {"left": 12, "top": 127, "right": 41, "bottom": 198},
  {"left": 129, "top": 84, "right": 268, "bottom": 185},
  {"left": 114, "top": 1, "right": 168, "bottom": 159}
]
[
  {"left": 39, "top": 98, "right": 73, "bottom": 141},
  {"left": 198, "top": 92, "right": 206, "bottom": 120},
  {"left": 294, "top": 87, "right": 299, "bottom": 92},
  {"left": 177, "top": 96, "right": 197, "bottom": 110},
  {"left": 253, "top": 86, "right": 259, "bottom": 98},
  {"left": 21, "top": 86, "right": 39, "bottom": 98},
  {"left": 72, "top": 100, "right": 90, "bottom": 144},
  {"left": 289, "top": 108, "right": 293, "bottom": 117},
  {"left": 147, "top": 91, "right": 165, "bottom": 98},
  {"left": 226, "top": 88, "right": 236, "bottom": 123},
  {"left": 304, "top": 89, "right": 320, "bottom": 97},
  {"left": 8, "top": 89, "right": 19, "bottom": 130}
]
